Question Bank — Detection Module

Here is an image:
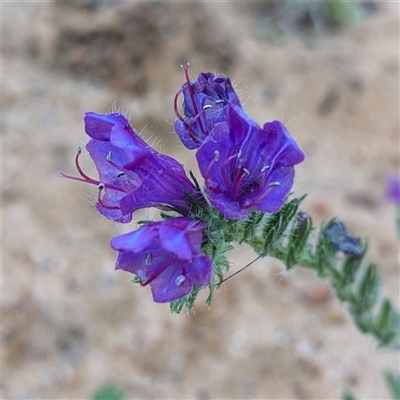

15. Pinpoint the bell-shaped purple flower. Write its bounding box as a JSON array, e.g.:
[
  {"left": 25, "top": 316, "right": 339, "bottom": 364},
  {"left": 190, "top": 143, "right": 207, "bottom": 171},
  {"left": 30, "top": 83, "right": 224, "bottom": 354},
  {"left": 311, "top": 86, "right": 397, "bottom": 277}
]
[
  {"left": 61, "top": 112, "right": 201, "bottom": 223},
  {"left": 174, "top": 65, "right": 242, "bottom": 150},
  {"left": 196, "top": 104, "right": 305, "bottom": 220},
  {"left": 111, "top": 217, "right": 212, "bottom": 303}
]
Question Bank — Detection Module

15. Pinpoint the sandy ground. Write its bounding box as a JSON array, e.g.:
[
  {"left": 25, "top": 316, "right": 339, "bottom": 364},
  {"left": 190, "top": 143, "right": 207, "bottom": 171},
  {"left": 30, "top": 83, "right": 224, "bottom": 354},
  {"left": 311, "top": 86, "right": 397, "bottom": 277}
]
[{"left": 2, "top": 2, "right": 399, "bottom": 399}]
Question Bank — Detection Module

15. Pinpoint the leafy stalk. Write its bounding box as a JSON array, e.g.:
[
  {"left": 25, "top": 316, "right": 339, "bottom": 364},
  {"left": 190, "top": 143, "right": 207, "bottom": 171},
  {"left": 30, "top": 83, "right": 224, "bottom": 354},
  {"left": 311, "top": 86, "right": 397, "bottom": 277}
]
[
  {"left": 169, "top": 194, "right": 399, "bottom": 351},
  {"left": 241, "top": 197, "right": 400, "bottom": 350}
]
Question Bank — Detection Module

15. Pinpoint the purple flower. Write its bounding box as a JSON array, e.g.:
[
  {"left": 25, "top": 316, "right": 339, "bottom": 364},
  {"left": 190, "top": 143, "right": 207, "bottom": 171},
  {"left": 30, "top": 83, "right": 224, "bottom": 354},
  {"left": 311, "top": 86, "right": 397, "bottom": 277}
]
[
  {"left": 385, "top": 175, "right": 400, "bottom": 205},
  {"left": 174, "top": 65, "right": 242, "bottom": 150},
  {"left": 111, "top": 217, "right": 212, "bottom": 303},
  {"left": 60, "top": 112, "right": 201, "bottom": 223},
  {"left": 196, "top": 104, "right": 305, "bottom": 220}
]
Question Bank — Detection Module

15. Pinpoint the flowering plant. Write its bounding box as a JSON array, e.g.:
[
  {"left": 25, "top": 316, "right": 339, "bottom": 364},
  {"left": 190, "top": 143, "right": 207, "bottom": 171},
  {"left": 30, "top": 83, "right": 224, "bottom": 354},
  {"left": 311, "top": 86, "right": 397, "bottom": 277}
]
[{"left": 62, "top": 65, "right": 399, "bottom": 355}]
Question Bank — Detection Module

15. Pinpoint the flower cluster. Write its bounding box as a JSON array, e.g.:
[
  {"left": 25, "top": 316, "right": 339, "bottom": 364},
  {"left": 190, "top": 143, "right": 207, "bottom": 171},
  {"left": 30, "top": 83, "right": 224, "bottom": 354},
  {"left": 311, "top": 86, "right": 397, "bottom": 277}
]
[{"left": 62, "top": 65, "right": 304, "bottom": 304}]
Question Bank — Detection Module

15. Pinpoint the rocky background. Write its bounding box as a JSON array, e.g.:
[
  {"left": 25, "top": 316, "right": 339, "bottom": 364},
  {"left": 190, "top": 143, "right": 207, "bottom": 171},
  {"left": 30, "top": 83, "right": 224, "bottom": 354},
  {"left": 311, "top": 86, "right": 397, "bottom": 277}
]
[{"left": 3, "top": 1, "right": 399, "bottom": 399}]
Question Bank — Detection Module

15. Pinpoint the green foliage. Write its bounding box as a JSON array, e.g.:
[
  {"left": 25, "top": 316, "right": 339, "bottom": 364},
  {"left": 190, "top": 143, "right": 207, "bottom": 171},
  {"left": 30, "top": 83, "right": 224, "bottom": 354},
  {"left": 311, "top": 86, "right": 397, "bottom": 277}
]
[
  {"left": 324, "top": 0, "right": 364, "bottom": 25},
  {"left": 170, "top": 285, "right": 203, "bottom": 314},
  {"left": 342, "top": 391, "right": 357, "bottom": 400},
  {"left": 345, "top": 370, "right": 400, "bottom": 400},
  {"left": 254, "top": 0, "right": 374, "bottom": 42},
  {"left": 241, "top": 196, "right": 400, "bottom": 350},
  {"left": 92, "top": 384, "right": 124, "bottom": 400},
  {"left": 384, "top": 370, "right": 400, "bottom": 400},
  {"left": 172, "top": 193, "right": 400, "bottom": 351}
]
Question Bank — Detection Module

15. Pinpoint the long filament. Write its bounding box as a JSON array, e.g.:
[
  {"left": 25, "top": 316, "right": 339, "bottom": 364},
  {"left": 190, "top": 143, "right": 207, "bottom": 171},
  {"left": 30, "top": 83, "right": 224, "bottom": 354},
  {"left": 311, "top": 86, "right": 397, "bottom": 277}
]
[{"left": 182, "top": 64, "right": 206, "bottom": 136}]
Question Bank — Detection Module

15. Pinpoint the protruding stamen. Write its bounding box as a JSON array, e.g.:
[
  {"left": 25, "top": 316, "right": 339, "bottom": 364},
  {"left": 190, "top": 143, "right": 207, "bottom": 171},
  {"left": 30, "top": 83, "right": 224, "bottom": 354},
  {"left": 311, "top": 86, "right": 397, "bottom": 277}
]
[
  {"left": 174, "top": 88, "right": 184, "bottom": 121},
  {"left": 74, "top": 147, "right": 99, "bottom": 185},
  {"left": 60, "top": 149, "right": 126, "bottom": 192},
  {"left": 181, "top": 63, "right": 206, "bottom": 136},
  {"left": 97, "top": 183, "right": 120, "bottom": 210},
  {"left": 58, "top": 172, "right": 99, "bottom": 185}
]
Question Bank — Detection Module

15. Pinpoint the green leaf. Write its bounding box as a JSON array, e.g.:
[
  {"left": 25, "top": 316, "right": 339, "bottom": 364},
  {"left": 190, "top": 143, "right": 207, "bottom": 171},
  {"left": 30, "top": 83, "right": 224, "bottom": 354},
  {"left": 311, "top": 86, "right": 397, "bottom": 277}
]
[
  {"left": 378, "top": 299, "right": 392, "bottom": 329},
  {"left": 93, "top": 384, "right": 124, "bottom": 400},
  {"left": 356, "top": 263, "right": 380, "bottom": 313},
  {"left": 342, "top": 390, "right": 357, "bottom": 400},
  {"left": 384, "top": 370, "right": 400, "bottom": 400},
  {"left": 189, "top": 170, "right": 201, "bottom": 192}
]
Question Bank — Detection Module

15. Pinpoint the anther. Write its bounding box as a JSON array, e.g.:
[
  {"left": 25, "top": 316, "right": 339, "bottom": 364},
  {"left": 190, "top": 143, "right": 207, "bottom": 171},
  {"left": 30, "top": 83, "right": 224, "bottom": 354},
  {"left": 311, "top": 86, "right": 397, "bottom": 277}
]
[
  {"left": 202, "top": 104, "right": 212, "bottom": 110},
  {"left": 243, "top": 167, "right": 250, "bottom": 175},
  {"left": 268, "top": 181, "right": 280, "bottom": 187},
  {"left": 145, "top": 253, "right": 153, "bottom": 265},
  {"left": 261, "top": 165, "right": 270, "bottom": 173},
  {"left": 97, "top": 183, "right": 120, "bottom": 210},
  {"left": 175, "top": 275, "right": 186, "bottom": 286},
  {"left": 74, "top": 147, "right": 100, "bottom": 184},
  {"left": 117, "top": 172, "right": 125, "bottom": 178},
  {"left": 105, "top": 153, "right": 128, "bottom": 176},
  {"left": 137, "top": 269, "right": 146, "bottom": 282},
  {"left": 61, "top": 149, "right": 126, "bottom": 192},
  {"left": 204, "top": 151, "right": 220, "bottom": 184}
]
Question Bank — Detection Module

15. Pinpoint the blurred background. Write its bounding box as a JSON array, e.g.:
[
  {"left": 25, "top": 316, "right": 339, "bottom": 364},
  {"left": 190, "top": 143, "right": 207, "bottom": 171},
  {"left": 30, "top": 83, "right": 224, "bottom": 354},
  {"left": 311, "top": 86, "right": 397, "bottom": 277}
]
[{"left": 3, "top": 1, "right": 399, "bottom": 399}]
